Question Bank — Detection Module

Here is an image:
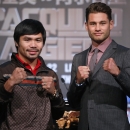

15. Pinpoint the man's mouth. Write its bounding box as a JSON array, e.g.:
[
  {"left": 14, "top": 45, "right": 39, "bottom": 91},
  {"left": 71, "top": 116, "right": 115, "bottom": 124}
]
[
  {"left": 27, "top": 50, "right": 39, "bottom": 55},
  {"left": 94, "top": 33, "right": 102, "bottom": 36}
]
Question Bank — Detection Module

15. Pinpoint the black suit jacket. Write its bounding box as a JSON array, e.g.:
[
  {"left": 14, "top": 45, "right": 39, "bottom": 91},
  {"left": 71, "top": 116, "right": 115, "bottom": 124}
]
[{"left": 67, "top": 40, "right": 130, "bottom": 130}]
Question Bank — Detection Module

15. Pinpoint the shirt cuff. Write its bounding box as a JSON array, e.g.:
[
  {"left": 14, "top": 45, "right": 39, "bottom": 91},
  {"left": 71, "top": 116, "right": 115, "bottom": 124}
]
[{"left": 75, "top": 80, "right": 85, "bottom": 87}]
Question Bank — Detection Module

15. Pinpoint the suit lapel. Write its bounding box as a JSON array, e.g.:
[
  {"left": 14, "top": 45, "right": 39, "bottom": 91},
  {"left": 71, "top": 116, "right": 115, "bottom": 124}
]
[
  {"left": 78, "top": 48, "right": 90, "bottom": 66},
  {"left": 91, "top": 41, "right": 117, "bottom": 77},
  {"left": 80, "top": 47, "right": 91, "bottom": 82}
]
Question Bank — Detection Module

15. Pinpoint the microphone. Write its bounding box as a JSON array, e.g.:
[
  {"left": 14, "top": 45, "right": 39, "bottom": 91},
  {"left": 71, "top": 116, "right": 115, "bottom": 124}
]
[
  {"left": 61, "top": 77, "right": 68, "bottom": 90},
  {"left": 61, "top": 77, "right": 69, "bottom": 107}
]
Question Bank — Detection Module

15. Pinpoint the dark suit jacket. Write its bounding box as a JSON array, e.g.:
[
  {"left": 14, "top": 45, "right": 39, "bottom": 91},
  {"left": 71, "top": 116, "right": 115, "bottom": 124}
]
[{"left": 67, "top": 40, "right": 130, "bottom": 130}]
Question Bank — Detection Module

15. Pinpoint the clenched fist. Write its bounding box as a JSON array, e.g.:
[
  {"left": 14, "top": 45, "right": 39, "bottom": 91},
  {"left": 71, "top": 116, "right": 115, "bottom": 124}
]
[
  {"left": 76, "top": 66, "right": 90, "bottom": 84},
  {"left": 41, "top": 76, "right": 56, "bottom": 95},
  {"left": 103, "top": 58, "right": 120, "bottom": 76},
  {"left": 4, "top": 67, "right": 27, "bottom": 92}
]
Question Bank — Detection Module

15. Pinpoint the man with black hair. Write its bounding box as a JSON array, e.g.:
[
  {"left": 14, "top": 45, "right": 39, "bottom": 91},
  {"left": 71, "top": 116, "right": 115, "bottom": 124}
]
[
  {"left": 0, "top": 19, "right": 65, "bottom": 130},
  {"left": 67, "top": 2, "right": 130, "bottom": 130}
]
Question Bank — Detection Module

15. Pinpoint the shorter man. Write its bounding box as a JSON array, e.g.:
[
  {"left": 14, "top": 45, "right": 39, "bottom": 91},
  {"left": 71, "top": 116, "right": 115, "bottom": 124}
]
[{"left": 0, "top": 19, "right": 65, "bottom": 130}]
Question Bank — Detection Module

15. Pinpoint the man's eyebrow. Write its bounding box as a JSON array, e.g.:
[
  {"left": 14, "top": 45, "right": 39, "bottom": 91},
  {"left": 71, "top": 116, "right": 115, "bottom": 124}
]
[
  {"left": 100, "top": 20, "right": 107, "bottom": 22},
  {"left": 23, "top": 36, "right": 32, "bottom": 39},
  {"left": 90, "top": 20, "right": 107, "bottom": 23}
]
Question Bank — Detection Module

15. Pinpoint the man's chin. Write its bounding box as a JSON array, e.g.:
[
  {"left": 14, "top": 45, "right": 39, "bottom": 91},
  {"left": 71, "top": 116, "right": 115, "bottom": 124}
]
[
  {"left": 92, "top": 39, "right": 103, "bottom": 44},
  {"left": 96, "top": 41, "right": 103, "bottom": 44},
  {"left": 92, "top": 37, "right": 106, "bottom": 44},
  {"left": 27, "top": 55, "right": 38, "bottom": 60}
]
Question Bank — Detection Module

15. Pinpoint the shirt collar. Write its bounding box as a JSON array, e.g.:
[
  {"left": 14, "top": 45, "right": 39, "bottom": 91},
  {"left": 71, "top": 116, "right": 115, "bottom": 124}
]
[
  {"left": 15, "top": 54, "right": 41, "bottom": 69},
  {"left": 91, "top": 37, "right": 112, "bottom": 52}
]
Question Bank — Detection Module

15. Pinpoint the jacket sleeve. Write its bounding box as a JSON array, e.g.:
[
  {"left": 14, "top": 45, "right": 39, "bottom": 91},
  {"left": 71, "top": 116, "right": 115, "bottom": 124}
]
[
  {"left": 0, "top": 69, "right": 13, "bottom": 103},
  {"left": 67, "top": 55, "right": 87, "bottom": 110},
  {"left": 49, "top": 72, "right": 65, "bottom": 120},
  {"left": 0, "top": 67, "right": 13, "bottom": 124},
  {"left": 114, "top": 49, "right": 130, "bottom": 97}
]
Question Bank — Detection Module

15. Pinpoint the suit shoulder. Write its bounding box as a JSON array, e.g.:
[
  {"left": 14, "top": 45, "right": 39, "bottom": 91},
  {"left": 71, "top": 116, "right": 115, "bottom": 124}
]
[
  {"left": 116, "top": 44, "right": 130, "bottom": 56},
  {"left": 117, "top": 44, "right": 129, "bottom": 51},
  {"left": 112, "top": 40, "right": 129, "bottom": 51},
  {"left": 74, "top": 49, "right": 88, "bottom": 58}
]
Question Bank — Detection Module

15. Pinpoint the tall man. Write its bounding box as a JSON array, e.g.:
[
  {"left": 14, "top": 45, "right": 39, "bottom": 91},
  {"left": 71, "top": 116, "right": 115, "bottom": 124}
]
[
  {"left": 0, "top": 19, "right": 65, "bottom": 130},
  {"left": 67, "top": 2, "right": 130, "bottom": 130}
]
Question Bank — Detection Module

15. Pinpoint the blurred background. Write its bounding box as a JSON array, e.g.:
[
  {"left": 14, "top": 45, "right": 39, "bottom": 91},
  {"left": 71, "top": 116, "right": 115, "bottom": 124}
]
[{"left": 0, "top": 0, "right": 130, "bottom": 123}]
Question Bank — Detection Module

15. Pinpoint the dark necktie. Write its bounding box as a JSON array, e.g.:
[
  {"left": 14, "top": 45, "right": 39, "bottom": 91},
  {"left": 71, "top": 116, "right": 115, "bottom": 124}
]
[{"left": 89, "top": 48, "right": 99, "bottom": 73}]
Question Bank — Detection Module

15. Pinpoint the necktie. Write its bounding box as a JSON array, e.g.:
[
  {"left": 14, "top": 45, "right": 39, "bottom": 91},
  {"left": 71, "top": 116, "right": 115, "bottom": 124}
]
[{"left": 89, "top": 48, "right": 99, "bottom": 73}]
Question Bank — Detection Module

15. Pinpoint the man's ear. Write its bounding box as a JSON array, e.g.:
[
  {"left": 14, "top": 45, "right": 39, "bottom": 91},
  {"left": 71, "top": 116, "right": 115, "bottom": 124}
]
[
  {"left": 85, "top": 22, "right": 88, "bottom": 31},
  {"left": 110, "top": 20, "right": 114, "bottom": 30},
  {"left": 15, "top": 42, "right": 18, "bottom": 47}
]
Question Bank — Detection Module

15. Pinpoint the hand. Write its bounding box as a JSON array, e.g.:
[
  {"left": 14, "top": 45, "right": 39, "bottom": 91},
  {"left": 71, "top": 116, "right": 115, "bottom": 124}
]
[
  {"left": 76, "top": 66, "right": 90, "bottom": 83},
  {"left": 103, "top": 58, "right": 120, "bottom": 76},
  {"left": 41, "top": 76, "right": 56, "bottom": 95},
  {"left": 4, "top": 67, "right": 27, "bottom": 92},
  {"left": 9, "top": 67, "right": 27, "bottom": 85}
]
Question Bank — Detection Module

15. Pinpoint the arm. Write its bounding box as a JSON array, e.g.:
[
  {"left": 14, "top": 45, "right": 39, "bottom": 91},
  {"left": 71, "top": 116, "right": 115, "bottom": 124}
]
[
  {"left": 41, "top": 72, "right": 65, "bottom": 120},
  {"left": 0, "top": 72, "right": 13, "bottom": 103},
  {"left": 67, "top": 55, "right": 89, "bottom": 110},
  {"left": 0, "top": 67, "right": 27, "bottom": 102},
  {"left": 115, "top": 50, "right": 130, "bottom": 97},
  {"left": 103, "top": 49, "right": 130, "bottom": 97}
]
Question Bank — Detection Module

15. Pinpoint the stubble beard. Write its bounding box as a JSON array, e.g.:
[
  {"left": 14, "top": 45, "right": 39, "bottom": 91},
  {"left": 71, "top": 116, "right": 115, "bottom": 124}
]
[
  {"left": 91, "top": 33, "right": 109, "bottom": 45},
  {"left": 26, "top": 50, "right": 41, "bottom": 61}
]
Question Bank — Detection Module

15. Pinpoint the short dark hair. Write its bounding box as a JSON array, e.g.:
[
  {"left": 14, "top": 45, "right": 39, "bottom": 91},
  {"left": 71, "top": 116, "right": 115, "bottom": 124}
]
[
  {"left": 85, "top": 2, "right": 112, "bottom": 22},
  {"left": 13, "top": 19, "right": 46, "bottom": 50}
]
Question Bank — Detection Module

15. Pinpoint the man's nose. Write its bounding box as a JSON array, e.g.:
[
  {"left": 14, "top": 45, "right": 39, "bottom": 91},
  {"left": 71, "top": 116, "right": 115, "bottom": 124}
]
[
  {"left": 95, "top": 24, "right": 100, "bottom": 31},
  {"left": 30, "top": 40, "right": 36, "bottom": 47}
]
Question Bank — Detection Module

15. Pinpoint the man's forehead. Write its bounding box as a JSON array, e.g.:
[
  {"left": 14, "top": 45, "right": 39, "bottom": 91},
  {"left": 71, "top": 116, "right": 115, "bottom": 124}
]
[
  {"left": 21, "top": 33, "right": 42, "bottom": 38},
  {"left": 88, "top": 13, "right": 108, "bottom": 21}
]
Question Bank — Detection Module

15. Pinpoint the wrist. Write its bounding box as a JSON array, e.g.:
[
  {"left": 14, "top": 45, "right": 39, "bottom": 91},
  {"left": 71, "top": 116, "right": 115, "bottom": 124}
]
[
  {"left": 113, "top": 67, "right": 121, "bottom": 76},
  {"left": 76, "top": 77, "right": 84, "bottom": 84},
  {"left": 75, "top": 80, "right": 85, "bottom": 87},
  {"left": 4, "top": 79, "right": 14, "bottom": 92}
]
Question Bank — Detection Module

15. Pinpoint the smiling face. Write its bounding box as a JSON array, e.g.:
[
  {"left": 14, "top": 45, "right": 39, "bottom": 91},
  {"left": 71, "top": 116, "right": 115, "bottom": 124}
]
[
  {"left": 85, "top": 12, "right": 114, "bottom": 45},
  {"left": 16, "top": 33, "right": 44, "bottom": 63}
]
